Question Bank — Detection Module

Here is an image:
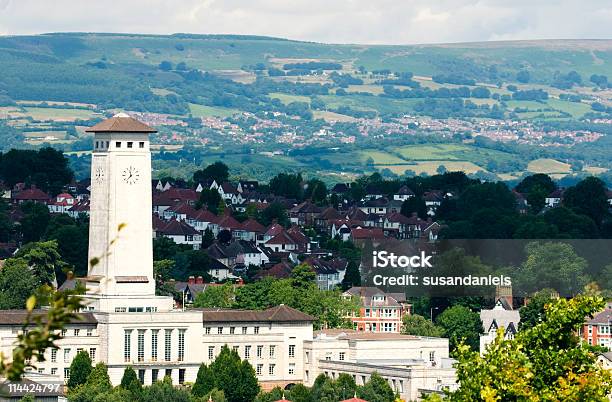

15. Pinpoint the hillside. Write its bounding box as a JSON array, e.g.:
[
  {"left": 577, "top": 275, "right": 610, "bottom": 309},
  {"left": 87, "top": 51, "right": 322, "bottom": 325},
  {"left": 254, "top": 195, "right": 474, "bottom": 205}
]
[{"left": 0, "top": 33, "right": 611, "bottom": 183}]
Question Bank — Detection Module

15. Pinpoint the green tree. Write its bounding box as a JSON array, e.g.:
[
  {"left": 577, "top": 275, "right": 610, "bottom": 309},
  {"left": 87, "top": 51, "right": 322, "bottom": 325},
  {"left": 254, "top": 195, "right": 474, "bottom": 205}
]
[
  {"left": 15, "top": 240, "right": 67, "bottom": 286},
  {"left": 311, "top": 376, "right": 339, "bottom": 402},
  {"left": 359, "top": 372, "right": 395, "bottom": 402},
  {"left": 193, "top": 162, "right": 230, "bottom": 185},
  {"left": 336, "top": 372, "right": 357, "bottom": 400},
  {"left": 153, "top": 259, "right": 176, "bottom": 297},
  {"left": 564, "top": 176, "right": 610, "bottom": 225},
  {"left": 196, "top": 188, "right": 222, "bottom": 213},
  {"left": 269, "top": 172, "right": 303, "bottom": 200},
  {"left": 515, "top": 174, "right": 556, "bottom": 214},
  {"left": 202, "top": 228, "right": 215, "bottom": 249},
  {"left": 340, "top": 260, "right": 361, "bottom": 290},
  {"left": 436, "top": 305, "right": 483, "bottom": 351},
  {"left": 516, "top": 242, "right": 589, "bottom": 297},
  {"left": 69, "top": 363, "right": 113, "bottom": 402},
  {"left": 120, "top": 366, "right": 142, "bottom": 397},
  {"left": 192, "top": 363, "right": 215, "bottom": 397},
  {"left": 19, "top": 201, "right": 51, "bottom": 243},
  {"left": 260, "top": 202, "right": 289, "bottom": 227},
  {"left": 0, "top": 258, "right": 38, "bottom": 309},
  {"left": 287, "top": 383, "right": 312, "bottom": 402},
  {"left": 0, "top": 198, "right": 13, "bottom": 242},
  {"left": 305, "top": 178, "right": 327, "bottom": 204},
  {"left": 67, "top": 351, "right": 92, "bottom": 389},
  {"left": 142, "top": 376, "right": 191, "bottom": 402},
  {"left": 402, "top": 314, "right": 444, "bottom": 337},
  {"left": 193, "top": 283, "right": 235, "bottom": 308},
  {"left": 208, "top": 345, "right": 260, "bottom": 402},
  {"left": 445, "top": 296, "right": 612, "bottom": 401},
  {"left": 519, "top": 288, "right": 555, "bottom": 330},
  {"left": 400, "top": 196, "right": 427, "bottom": 219}
]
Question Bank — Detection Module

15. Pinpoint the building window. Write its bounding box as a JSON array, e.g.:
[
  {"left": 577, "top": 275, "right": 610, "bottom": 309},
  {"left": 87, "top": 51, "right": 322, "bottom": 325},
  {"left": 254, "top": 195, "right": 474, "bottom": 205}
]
[
  {"left": 105, "top": 141, "right": 109, "bottom": 148},
  {"left": 305, "top": 351, "right": 310, "bottom": 364},
  {"left": 89, "top": 348, "right": 96, "bottom": 361},
  {"left": 152, "top": 369, "right": 159, "bottom": 383},
  {"left": 61, "top": 329, "right": 67, "bottom": 337},
  {"left": 124, "top": 330, "right": 131, "bottom": 362},
  {"left": 339, "top": 352, "right": 345, "bottom": 361},
  {"left": 208, "top": 346, "right": 215, "bottom": 360},
  {"left": 289, "top": 345, "right": 295, "bottom": 358},
  {"left": 269, "top": 345, "right": 275, "bottom": 358},
  {"left": 245, "top": 345, "right": 251, "bottom": 359},
  {"left": 179, "top": 368, "right": 185, "bottom": 385},
  {"left": 137, "top": 330, "right": 145, "bottom": 362},
  {"left": 254, "top": 326, "right": 259, "bottom": 334},
  {"left": 64, "top": 348, "right": 71, "bottom": 363},
  {"left": 242, "top": 327, "right": 247, "bottom": 334},
  {"left": 233, "top": 345, "right": 239, "bottom": 354},
  {"left": 230, "top": 327, "right": 235, "bottom": 334},
  {"left": 116, "top": 141, "right": 121, "bottom": 148},
  {"left": 178, "top": 329, "right": 185, "bottom": 362},
  {"left": 429, "top": 351, "right": 435, "bottom": 362},
  {"left": 257, "top": 345, "right": 263, "bottom": 358},
  {"left": 138, "top": 369, "right": 145, "bottom": 384},
  {"left": 64, "top": 368, "right": 70, "bottom": 381},
  {"left": 115, "top": 307, "right": 127, "bottom": 313},
  {"left": 288, "top": 363, "right": 295, "bottom": 375},
  {"left": 205, "top": 327, "right": 211, "bottom": 335},
  {"left": 51, "top": 368, "right": 57, "bottom": 375},
  {"left": 139, "top": 142, "right": 145, "bottom": 148},
  {"left": 127, "top": 142, "right": 133, "bottom": 148},
  {"left": 86, "top": 328, "right": 93, "bottom": 337},
  {"left": 164, "top": 329, "right": 172, "bottom": 361},
  {"left": 256, "top": 364, "right": 263, "bottom": 376},
  {"left": 151, "top": 330, "right": 159, "bottom": 361},
  {"left": 74, "top": 329, "right": 80, "bottom": 336},
  {"left": 217, "top": 327, "right": 223, "bottom": 335},
  {"left": 51, "top": 348, "right": 57, "bottom": 363},
  {"left": 165, "top": 369, "right": 172, "bottom": 379},
  {"left": 269, "top": 364, "right": 275, "bottom": 375}
]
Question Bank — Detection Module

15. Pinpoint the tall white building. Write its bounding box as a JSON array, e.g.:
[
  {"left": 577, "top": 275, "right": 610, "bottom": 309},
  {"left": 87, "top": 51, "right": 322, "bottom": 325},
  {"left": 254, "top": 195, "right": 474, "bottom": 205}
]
[{"left": 0, "top": 113, "right": 455, "bottom": 399}]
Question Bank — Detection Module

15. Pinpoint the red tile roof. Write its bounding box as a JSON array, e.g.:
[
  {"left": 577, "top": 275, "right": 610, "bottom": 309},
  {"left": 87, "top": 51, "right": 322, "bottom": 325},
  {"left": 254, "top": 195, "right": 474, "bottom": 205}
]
[
  {"left": 351, "top": 227, "right": 385, "bottom": 240},
  {"left": 86, "top": 112, "right": 157, "bottom": 133},
  {"left": 14, "top": 187, "right": 50, "bottom": 201}
]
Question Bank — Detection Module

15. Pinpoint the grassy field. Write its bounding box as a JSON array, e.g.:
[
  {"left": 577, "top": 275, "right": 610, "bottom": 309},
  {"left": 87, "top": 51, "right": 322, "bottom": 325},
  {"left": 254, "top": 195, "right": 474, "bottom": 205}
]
[
  {"left": 382, "top": 161, "right": 486, "bottom": 175},
  {"left": 269, "top": 92, "right": 311, "bottom": 104},
  {"left": 527, "top": 158, "right": 572, "bottom": 174},
  {"left": 188, "top": 103, "right": 240, "bottom": 118},
  {"left": 312, "top": 110, "right": 357, "bottom": 122},
  {"left": 22, "top": 107, "right": 99, "bottom": 121}
]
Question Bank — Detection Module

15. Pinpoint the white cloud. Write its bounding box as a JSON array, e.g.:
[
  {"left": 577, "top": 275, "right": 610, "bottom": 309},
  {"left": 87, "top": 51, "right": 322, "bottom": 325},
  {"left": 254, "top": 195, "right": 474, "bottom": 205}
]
[{"left": 0, "top": 0, "right": 610, "bottom": 44}]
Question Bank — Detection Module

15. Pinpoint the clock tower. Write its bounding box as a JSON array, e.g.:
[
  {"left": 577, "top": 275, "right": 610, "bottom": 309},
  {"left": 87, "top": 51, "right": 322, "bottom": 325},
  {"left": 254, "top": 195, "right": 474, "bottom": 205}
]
[{"left": 84, "top": 113, "right": 171, "bottom": 312}]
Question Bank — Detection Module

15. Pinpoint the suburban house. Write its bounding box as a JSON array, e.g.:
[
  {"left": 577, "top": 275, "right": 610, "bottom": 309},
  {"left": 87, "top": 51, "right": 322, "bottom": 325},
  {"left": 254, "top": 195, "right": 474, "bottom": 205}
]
[
  {"left": 479, "top": 297, "right": 520, "bottom": 354},
  {"left": 545, "top": 188, "right": 564, "bottom": 208},
  {"left": 580, "top": 303, "right": 612, "bottom": 349},
  {"left": 290, "top": 202, "right": 323, "bottom": 226},
  {"left": 154, "top": 218, "right": 202, "bottom": 249},
  {"left": 48, "top": 192, "right": 76, "bottom": 214},
  {"left": 11, "top": 185, "right": 50, "bottom": 205},
  {"left": 394, "top": 185, "right": 415, "bottom": 201},
  {"left": 304, "top": 257, "right": 348, "bottom": 290},
  {"left": 343, "top": 287, "right": 410, "bottom": 333}
]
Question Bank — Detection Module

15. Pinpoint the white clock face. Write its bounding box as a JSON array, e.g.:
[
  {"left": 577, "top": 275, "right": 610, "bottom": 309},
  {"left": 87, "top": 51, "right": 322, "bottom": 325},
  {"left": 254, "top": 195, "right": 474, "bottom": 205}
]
[
  {"left": 122, "top": 165, "right": 140, "bottom": 185},
  {"left": 94, "top": 167, "right": 105, "bottom": 183}
]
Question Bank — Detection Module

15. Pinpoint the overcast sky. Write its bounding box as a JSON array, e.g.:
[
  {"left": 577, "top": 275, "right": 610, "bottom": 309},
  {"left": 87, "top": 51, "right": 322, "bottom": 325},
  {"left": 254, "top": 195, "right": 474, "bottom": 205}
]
[{"left": 1, "top": 0, "right": 611, "bottom": 45}]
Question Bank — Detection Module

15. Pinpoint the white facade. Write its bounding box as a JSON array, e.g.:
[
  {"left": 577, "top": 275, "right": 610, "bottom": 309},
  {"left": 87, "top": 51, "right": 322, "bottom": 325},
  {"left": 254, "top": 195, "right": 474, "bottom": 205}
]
[{"left": 303, "top": 330, "right": 456, "bottom": 401}]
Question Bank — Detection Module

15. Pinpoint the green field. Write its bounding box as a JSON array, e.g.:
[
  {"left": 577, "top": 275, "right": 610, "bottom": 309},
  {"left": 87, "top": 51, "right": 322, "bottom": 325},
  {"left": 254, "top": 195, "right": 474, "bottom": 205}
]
[
  {"left": 527, "top": 158, "right": 572, "bottom": 174},
  {"left": 269, "top": 92, "right": 311, "bottom": 104},
  {"left": 22, "top": 107, "right": 99, "bottom": 121},
  {"left": 188, "top": 103, "right": 240, "bottom": 118}
]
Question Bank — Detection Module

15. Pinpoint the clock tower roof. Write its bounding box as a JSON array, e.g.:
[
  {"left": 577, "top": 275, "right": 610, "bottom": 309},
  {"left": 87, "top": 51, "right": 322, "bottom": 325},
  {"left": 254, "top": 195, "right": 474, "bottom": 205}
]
[{"left": 86, "top": 112, "right": 157, "bottom": 133}]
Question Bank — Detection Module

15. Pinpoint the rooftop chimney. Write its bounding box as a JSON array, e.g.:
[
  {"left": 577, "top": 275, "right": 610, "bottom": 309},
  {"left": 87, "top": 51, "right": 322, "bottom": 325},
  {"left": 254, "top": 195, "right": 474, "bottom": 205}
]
[
  {"left": 188, "top": 276, "right": 195, "bottom": 285},
  {"left": 195, "top": 276, "right": 203, "bottom": 285}
]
